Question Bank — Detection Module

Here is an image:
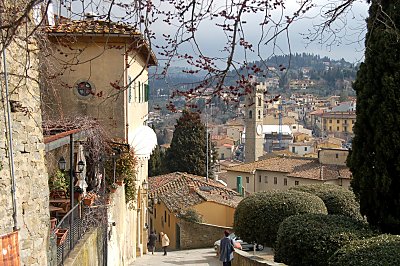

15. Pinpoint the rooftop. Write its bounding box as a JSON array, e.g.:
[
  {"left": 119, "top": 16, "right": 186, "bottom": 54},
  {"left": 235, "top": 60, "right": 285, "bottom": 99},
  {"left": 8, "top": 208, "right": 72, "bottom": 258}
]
[
  {"left": 227, "top": 156, "right": 351, "bottom": 181},
  {"left": 148, "top": 172, "right": 242, "bottom": 212}
]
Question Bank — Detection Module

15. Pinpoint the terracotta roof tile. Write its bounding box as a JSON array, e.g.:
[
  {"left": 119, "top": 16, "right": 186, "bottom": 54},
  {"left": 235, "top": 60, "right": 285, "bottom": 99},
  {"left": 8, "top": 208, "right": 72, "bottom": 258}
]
[{"left": 149, "top": 172, "right": 241, "bottom": 212}]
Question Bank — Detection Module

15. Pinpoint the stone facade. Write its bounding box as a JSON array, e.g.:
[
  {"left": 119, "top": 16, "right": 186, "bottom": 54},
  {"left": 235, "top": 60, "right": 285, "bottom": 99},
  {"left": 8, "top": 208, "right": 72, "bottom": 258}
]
[
  {"left": 0, "top": 11, "right": 50, "bottom": 265},
  {"left": 179, "top": 220, "right": 231, "bottom": 250}
]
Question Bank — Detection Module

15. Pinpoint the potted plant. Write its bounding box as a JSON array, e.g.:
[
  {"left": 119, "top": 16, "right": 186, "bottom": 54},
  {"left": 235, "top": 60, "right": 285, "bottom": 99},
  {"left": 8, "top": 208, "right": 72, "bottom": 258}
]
[
  {"left": 55, "top": 228, "right": 69, "bottom": 246},
  {"left": 109, "top": 183, "right": 118, "bottom": 193},
  {"left": 83, "top": 192, "right": 97, "bottom": 206},
  {"left": 49, "top": 170, "right": 68, "bottom": 198},
  {"left": 74, "top": 186, "right": 84, "bottom": 201}
]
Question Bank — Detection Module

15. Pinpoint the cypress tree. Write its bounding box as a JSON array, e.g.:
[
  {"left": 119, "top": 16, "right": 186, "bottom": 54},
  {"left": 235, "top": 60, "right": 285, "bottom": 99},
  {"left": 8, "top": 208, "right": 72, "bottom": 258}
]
[
  {"left": 348, "top": 0, "right": 400, "bottom": 234},
  {"left": 166, "top": 110, "right": 214, "bottom": 177}
]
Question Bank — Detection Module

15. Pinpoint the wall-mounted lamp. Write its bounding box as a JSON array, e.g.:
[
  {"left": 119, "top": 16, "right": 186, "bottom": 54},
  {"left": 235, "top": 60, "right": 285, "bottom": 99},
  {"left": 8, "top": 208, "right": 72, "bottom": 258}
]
[
  {"left": 58, "top": 157, "right": 67, "bottom": 171},
  {"left": 142, "top": 179, "right": 148, "bottom": 191},
  {"left": 77, "top": 160, "right": 85, "bottom": 173}
]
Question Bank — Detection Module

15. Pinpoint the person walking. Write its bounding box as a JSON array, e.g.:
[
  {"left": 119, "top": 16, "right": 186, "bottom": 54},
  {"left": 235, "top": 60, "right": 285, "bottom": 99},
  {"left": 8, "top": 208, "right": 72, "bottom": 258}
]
[
  {"left": 219, "top": 230, "right": 234, "bottom": 266},
  {"left": 160, "top": 232, "right": 170, "bottom": 256},
  {"left": 148, "top": 231, "right": 157, "bottom": 255}
]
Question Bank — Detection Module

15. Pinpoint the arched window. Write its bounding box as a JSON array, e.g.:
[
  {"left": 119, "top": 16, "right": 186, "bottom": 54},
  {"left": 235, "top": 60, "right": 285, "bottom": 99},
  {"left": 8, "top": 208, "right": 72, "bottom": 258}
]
[
  {"left": 258, "top": 97, "right": 261, "bottom": 106},
  {"left": 258, "top": 110, "right": 261, "bottom": 119},
  {"left": 249, "top": 110, "right": 253, "bottom": 119}
]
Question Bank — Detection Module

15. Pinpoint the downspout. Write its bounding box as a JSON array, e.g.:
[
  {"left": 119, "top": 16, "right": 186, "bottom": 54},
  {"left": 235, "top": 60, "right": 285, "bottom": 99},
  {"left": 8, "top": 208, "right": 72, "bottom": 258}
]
[
  {"left": 2, "top": 48, "right": 19, "bottom": 231},
  {"left": 125, "top": 49, "right": 129, "bottom": 142},
  {"left": 69, "top": 134, "right": 74, "bottom": 250}
]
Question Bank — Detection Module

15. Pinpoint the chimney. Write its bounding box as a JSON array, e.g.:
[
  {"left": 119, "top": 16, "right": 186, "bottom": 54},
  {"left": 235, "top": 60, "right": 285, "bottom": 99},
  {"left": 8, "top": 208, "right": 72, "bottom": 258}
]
[{"left": 188, "top": 184, "right": 195, "bottom": 193}]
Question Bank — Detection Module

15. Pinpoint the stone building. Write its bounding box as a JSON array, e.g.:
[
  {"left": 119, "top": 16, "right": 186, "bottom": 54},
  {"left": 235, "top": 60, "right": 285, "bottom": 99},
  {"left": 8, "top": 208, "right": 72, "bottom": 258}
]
[{"left": 0, "top": 5, "right": 50, "bottom": 265}]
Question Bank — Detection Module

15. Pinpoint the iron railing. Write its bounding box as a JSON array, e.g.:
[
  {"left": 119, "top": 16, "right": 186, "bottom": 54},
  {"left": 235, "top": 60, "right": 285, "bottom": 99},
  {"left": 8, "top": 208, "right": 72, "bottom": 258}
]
[{"left": 51, "top": 195, "right": 108, "bottom": 266}]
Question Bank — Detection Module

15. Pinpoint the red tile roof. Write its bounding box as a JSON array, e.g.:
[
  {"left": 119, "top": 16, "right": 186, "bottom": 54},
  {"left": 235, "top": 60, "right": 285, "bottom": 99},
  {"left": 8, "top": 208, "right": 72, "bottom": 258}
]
[{"left": 149, "top": 172, "right": 242, "bottom": 212}]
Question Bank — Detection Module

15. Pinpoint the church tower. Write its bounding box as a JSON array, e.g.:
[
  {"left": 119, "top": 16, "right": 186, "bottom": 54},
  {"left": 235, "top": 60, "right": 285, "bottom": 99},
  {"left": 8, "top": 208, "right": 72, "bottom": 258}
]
[{"left": 244, "top": 82, "right": 265, "bottom": 162}]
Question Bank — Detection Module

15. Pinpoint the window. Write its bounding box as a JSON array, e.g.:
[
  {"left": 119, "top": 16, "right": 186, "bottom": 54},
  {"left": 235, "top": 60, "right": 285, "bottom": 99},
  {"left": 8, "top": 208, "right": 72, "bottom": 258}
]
[
  {"left": 145, "top": 84, "right": 150, "bottom": 102},
  {"left": 295, "top": 181, "right": 299, "bottom": 186},
  {"left": 284, "top": 178, "right": 287, "bottom": 186},
  {"left": 138, "top": 81, "right": 141, "bottom": 102},
  {"left": 154, "top": 207, "right": 157, "bottom": 219},
  {"left": 329, "top": 119, "right": 332, "bottom": 123},
  {"left": 344, "top": 120, "right": 347, "bottom": 124},
  {"left": 249, "top": 111, "right": 253, "bottom": 119},
  {"left": 274, "top": 177, "right": 277, "bottom": 184},
  {"left": 337, "top": 120, "right": 340, "bottom": 124},
  {"left": 259, "top": 175, "right": 262, "bottom": 183},
  {"left": 336, "top": 154, "right": 339, "bottom": 158},
  {"left": 164, "top": 211, "right": 167, "bottom": 222},
  {"left": 264, "top": 176, "right": 268, "bottom": 183},
  {"left": 246, "top": 176, "right": 250, "bottom": 183},
  {"left": 292, "top": 147, "right": 296, "bottom": 153},
  {"left": 75, "top": 80, "right": 95, "bottom": 98},
  {"left": 337, "top": 126, "right": 340, "bottom": 131},
  {"left": 168, "top": 214, "right": 170, "bottom": 227},
  {"left": 304, "top": 147, "right": 308, "bottom": 151},
  {"left": 221, "top": 153, "right": 225, "bottom": 160},
  {"left": 324, "top": 119, "right": 327, "bottom": 124},
  {"left": 258, "top": 97, "right": 261, "bottom": 106},
  {"left": 258, "top": 110, "right": 261, "bottom": 119},
  {"left": 352, "top": 120, "right": 355, "bottom": 124},
  {"left": 344, "top": 126, "right": 347, "bottom": 132},
  {"left": 329, "top": 126, "right": 332, "bottom": 131}
]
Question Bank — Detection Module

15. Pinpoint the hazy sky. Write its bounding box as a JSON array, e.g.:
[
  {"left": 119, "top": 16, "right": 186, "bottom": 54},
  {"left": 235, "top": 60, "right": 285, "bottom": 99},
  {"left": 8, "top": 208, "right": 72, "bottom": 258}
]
[{"left": 57, "top": 0, "right": 369, "bottom": 66}]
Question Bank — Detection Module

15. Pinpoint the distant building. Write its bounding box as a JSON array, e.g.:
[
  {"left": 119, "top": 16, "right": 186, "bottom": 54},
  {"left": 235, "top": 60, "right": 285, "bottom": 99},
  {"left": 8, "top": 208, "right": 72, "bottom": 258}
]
[
  {"left": 224, "top": 148, "right": 351, "bottom": 194},
  {"left": 321, "top": 111, "right": 356, "bottom": 138}
]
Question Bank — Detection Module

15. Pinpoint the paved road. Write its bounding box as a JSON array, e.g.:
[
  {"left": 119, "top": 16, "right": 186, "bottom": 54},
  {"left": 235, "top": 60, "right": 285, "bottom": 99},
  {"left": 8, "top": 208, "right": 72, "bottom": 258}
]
[{"left": 131, "top": 248, "right": 221, "bottom": 266}]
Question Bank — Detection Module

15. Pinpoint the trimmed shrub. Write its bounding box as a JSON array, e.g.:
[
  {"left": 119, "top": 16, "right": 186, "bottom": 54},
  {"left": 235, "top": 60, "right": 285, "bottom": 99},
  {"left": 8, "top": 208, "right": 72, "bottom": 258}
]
[
  {"left": 233, "top": 190, "right": 327, "bottom": 247},
  {"left": 290, "top": 184, "right": 363, "bottom": 220},
  {"left": 275, "top": 214, "right": 374, "bottom": 266},
  {"left": 329, "top": 234, "right": 400, "bottom": 266}
]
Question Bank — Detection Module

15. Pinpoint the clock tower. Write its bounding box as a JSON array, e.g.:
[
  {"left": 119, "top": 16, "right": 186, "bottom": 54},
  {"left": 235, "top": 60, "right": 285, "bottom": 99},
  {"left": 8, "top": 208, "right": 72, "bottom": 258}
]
[{"left": 244, "top": 82, "right": 265, "bottom": 162}]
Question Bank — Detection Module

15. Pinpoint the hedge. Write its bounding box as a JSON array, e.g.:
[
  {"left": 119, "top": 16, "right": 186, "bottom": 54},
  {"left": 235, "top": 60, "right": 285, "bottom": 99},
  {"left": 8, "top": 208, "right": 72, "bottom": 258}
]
[
  {"left": 233, "top": 190, "right": 327, "bottom": 247},
  {"left": 275, "top": 214, "right": 374, "bottom": 266},
  {"left": 289, "top": 184, "right": 363, "bottom": 220},
  {"left": 328, "top": 234, "right": 400, "bottom": 266}
]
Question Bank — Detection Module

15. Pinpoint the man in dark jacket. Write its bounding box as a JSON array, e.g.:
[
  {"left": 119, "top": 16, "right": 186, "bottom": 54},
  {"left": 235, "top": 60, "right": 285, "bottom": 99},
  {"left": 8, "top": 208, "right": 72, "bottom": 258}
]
[
  {"left": 219, "top": 230, "right": 234, "bottom": 266},
  {"left": 148, "top": 231, "right": 157, "bottom": 255}
]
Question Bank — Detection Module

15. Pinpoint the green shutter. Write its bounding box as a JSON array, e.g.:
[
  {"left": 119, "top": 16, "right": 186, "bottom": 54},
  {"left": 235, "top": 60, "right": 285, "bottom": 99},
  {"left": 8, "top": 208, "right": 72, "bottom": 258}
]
[
  {"left": 145, "top": 84, "right": 149, "bottom": 102},
  {"left": 138, "top": 81, "right": 141, "bottom": 102}
]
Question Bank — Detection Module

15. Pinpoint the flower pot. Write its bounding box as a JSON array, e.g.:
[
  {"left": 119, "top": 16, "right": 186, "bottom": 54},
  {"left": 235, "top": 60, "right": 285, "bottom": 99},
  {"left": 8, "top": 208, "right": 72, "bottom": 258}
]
[
  {"left": 83, "top": 197, "right": 95, "bottom": 206},
  {"left": 55, "top": 228, "right": 69, "bottom": 246},
  {"left": 74, "top": 192, "right": 83, "bottom": 201},
  {"left": 116, "top": 180, "right": 124, "bottom": 186},
  {"left": 50, "top": 217, "right": 57, "bottom": 230}
]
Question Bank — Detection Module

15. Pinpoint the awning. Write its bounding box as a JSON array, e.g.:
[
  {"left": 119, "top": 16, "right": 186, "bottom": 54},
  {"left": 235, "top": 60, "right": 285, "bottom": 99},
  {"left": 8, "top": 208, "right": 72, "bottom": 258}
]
[{"left": 130, "top": 125, "right": 158, "bottom": 160}]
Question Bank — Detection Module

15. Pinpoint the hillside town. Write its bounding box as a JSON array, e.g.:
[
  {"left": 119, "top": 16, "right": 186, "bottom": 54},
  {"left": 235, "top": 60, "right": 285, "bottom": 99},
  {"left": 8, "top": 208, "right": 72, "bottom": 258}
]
[{"left": 1, "top": 1, "right": 400, "bottom": 266}]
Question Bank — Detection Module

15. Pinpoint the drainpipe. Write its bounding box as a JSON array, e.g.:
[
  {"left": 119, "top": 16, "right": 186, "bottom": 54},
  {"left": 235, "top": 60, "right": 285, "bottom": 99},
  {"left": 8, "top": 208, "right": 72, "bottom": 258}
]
[
  {"left": 2, "top": 48, "right": 19, "bottom": 231},
  {"left": 69, "top": 134, "right": 74, "bottom": 251}
]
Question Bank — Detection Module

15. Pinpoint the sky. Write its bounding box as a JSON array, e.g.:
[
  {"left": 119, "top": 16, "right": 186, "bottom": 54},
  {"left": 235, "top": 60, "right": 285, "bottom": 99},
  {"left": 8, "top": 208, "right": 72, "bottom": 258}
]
[{"left": 56, "top": 0, "right": 370, "bottom": 66}]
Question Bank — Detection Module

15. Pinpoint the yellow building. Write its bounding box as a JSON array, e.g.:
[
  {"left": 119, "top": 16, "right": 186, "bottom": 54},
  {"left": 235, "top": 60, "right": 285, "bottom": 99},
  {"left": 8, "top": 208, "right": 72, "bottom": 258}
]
[
  {"left": 148, "top": 172, "right": 242, "bottom": 250},
  {"left": 322, "top": 111, "right": 356, "bottom": 135},
  {"left": 225, "top": 148, "right": 351, "bottom": 194}
]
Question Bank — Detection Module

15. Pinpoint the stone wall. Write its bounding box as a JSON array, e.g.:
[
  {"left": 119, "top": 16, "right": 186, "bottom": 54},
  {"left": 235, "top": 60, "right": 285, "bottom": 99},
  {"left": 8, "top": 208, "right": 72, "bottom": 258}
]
[
  {"left": 179, "top": 220, "right": 232, "bottom": 249},
  {"left": 63, "top": 227, "right": 105, "bottom": 266},
  {"left": 232, "top": 249, "right": 286, "bottom": 266},
  {"left": 0, "top": 3, "right": 50, "bottom": 265}
]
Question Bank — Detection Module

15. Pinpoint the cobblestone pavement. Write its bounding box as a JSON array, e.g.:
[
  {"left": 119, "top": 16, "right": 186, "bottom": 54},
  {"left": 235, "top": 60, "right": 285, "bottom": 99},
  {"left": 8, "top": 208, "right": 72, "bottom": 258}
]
[{"left": 130, "top": 248, "right": 221, "bottom": 266}]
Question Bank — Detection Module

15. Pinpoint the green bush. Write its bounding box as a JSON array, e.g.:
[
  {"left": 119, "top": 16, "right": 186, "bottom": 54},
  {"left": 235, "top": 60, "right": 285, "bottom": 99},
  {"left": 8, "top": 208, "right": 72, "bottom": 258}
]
[
  {"left": 275, "top": 214, "right": 374, "bottom": 266},
  {"left": 328, "top": 234, "right": 400, "bottom": 266},
  {"left": 233, "top": 190, "right": 327, "bottom": 247},
  {"left": 290, "top": 184, "right": 363, "bottom": 220}
]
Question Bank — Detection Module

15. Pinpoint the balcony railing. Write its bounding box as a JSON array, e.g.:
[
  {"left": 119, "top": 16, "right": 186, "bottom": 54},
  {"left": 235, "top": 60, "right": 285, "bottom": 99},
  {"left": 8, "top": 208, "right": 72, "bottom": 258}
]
[{"left": 51, "top": 195, "right": 108, "bottom": 266}]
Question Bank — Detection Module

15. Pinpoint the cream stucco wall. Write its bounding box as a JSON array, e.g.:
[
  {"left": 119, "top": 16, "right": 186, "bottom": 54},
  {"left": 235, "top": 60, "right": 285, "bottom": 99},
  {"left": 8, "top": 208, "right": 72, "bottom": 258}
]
[
  {"left": 192, "top": 202, "right": 235, "bottom": 227},
  {"left": 150, "top": 201, "right": 178, "bottom": 249},
  {"left": 226, "top": 169, "right": 349, "bottom": 193}
]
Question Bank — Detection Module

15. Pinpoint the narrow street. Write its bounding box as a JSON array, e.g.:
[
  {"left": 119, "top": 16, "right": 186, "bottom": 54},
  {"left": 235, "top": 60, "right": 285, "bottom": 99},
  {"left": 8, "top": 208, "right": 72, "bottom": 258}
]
[{"left": 131, "top": 248, "right": 221, "bottom": 266}]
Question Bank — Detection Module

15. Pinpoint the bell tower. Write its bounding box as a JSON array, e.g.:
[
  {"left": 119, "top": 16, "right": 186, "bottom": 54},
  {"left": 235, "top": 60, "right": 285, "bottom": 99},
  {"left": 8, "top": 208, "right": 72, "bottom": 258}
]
[{"left": 244, "top": 82, "right": 265, "bottom": 162}]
